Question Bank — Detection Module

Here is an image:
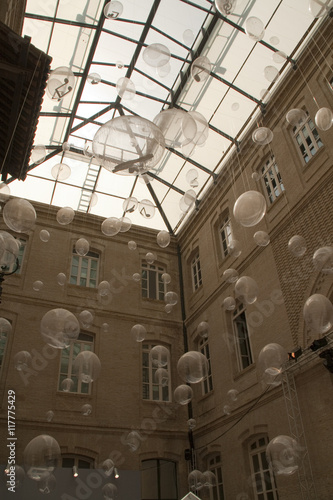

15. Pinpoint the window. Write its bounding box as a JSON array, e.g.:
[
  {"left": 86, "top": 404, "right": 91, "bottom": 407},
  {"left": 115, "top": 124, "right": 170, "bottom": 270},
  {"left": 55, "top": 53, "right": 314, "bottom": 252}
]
[
  {"left": 208, "top": 454, "right": 225, "bottom": 500},
  {"left": 233, "top": 304, "right": 253, "bottom": 371},
  {"left": 0, "top": 320, "right": 10, "bottom": 375},
  {"left": 141, "top": 459, "right": 178, "bottom": 500},
  {"left": 219, "top": 216, "right": 232, "bottom": 258},
  {"left": 58, "top": 333, "right": 93, "bottom": 394},
  {"left": 142, "top": 343, "right": 170, "bottom": 402},
  {"left": 261, "top": 156, "right": 285, "bottom": 204},
  {"left": 199, "top": 337, "right": 213, "bottom": 394},
  {"left": 70, "top": 250, "right": 99, "bottom": 288},
  {"left": 62, "top": 456, "right": 93, "bottom": 469},
  {"left": 191, "top": 253, "right": 202, "bottom": 291},
  {"left": 249, "top": 436, "right": 279, "bottom": 500},
  {"left": 328, "top": 76, "right": 333, "bottom": 92},
  {"left": 1, "top": 237, "right": 26, "bottom": 274},
  {"left": 293, "top": 115, "right": 323, "bottom": 163},
  {"left": 142, "top": 263, "right": 165, "bottom": 300}
]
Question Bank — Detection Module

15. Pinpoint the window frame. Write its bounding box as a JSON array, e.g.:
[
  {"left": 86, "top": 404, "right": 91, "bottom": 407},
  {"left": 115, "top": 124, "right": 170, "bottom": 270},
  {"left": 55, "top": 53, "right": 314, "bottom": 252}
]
[
  {"left": 249, "top": 436, "right": 279, "bottom": 500},
  {"left": 260, "top": 155, "right": 285, "bottom": 204},
  {"left": 219, "top": 216, "right": 232, "bottom": 258},
  {"left": 70, "top": 250, "right": 99, "bottom": 288},
  {"left": 141, "top": 263, "right": 166, "bottom": 301},
  {"left": 141, "top": 458, "right": 178, "bottom": 500},
  {"left": 191, "top": 253, "right": 202, "bottom": 291},
  {"left": 207, "top": 454, "right": 225, "bottom": 500},
  {"left": 58, "top": 332, "right": 94, "bottom": 394},
  {"left": 142, "top": 342, "right": 171, "bottom": 402},
  {"left": 62, "top": 455, "right": 94, "bottom": 469},
  {"left": 198, "top": 336, "right": 213, "bottom": 395},
  {"left": 232, "top": 304, "right": 253, "bottom": 371},
  {"left": 293, "top": 114, "right": 323, "bottom": 164}
]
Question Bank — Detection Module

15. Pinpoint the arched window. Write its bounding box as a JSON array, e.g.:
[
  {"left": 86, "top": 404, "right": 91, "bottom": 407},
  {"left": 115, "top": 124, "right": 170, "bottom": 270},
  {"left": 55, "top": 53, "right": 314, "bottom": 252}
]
[
  {"left": 141, "top": 459, "right": 178, "bottom": 500},
  {"left": 207, "top": 454, "right": 225, "bottom": 500},
  {"left": 248, "top": 436, "right": 279, "bottom": 500}
]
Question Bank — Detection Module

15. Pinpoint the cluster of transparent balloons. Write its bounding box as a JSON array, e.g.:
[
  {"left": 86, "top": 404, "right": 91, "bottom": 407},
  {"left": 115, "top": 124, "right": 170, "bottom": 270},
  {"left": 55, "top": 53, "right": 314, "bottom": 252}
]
[{"left": 188, "top": 469, "right": 217, "bottom": 491}]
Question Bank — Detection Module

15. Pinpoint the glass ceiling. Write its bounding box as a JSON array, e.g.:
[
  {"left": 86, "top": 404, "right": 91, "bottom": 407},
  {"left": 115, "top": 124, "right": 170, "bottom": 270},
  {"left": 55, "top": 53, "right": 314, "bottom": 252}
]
[{"left": 8, "top": 0, "right": 325, "bottom": 233}]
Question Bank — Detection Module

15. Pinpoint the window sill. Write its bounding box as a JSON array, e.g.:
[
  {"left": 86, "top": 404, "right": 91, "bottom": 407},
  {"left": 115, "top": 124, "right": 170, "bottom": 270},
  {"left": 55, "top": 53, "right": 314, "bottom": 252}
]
[
  {"left": 233, "top": 362, "right": 256, "bottom": 382},
  {"left": 67, "top": 284, "right": 98, "bottom": 298}
]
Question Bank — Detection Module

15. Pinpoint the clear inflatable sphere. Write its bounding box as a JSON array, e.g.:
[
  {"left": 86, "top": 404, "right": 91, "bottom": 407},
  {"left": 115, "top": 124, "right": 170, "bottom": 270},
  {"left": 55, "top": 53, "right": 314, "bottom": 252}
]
[
  {"left": 165, "top": 291, "right": 178, "bottom": 306},
  {"left": 191, "top": 56, "right": 212, "bottom": 83},
  {"left": 234, "top": 276, "right": 259, "bottom": 304},
  {"left": 228, "top": 239, "right": 242, "bottom": 258},
  {"left": 223, "top": 296, "right": 236, "bottom": 311},
  {"left": 61, "top": 378, "right": 74, "bottom": 392},
  {"left": 223, "top": 268, "right": 239, "bottom": 283},
  {"left": 98, "top": 280, "right": 111, "bottom": 296},
  {"left": 39, "top": 229, "right": 50, "bottom": 242},
  {"left": 190, "top": 111, "right": 210, "bottom": 146},
  {"left": 33, "top": 280, "right": 44, "bottom": 292},
  {"left": 203, "top": 470, "right": 217, "bottom": 487},
  {"left": 315, "top": 107, "right": 332, "bottom": 131},
  {"left": 286, "top": 108, "right": 307, "bottom": 127},
  {"left": 3, "top": 198, "right": 36, "bottom": 233},
  {"left": 187, "top": 418, "right": 196, "bottom": 430},
  {"left": 0, "top": 183, "right": 10, "bottom": 202},
  {"left": 31, "top": 144, "right": 46, "bottom": 165},
  {"left": 303, "top": 294, "right": 333, "bottom": 334},
  {"left": 46, "top": 410, "right": 54, "bottom": 422},
  {"left": 41, "top": 308, "right": 80, "bottom": 349},
  {"left": 188, "top": 469, "right": 205, "bottom": 491},
  {"left": 0, "top": 231, "right": 20, "bottom": 267},
  {"left": 81, "top": 404, "right": 92, "bottom": 416},
  {"left": 179, "top": 189, "right": 197, "bottom": 212},
  {"left": 143, "top": 43, "right": 171, "bottom": 68},
  {"left": 150, "top": 345, "right": 169, "bottom": 367},
  {"left": 14, "top": 351, "right": 31, "bottom": 371},
  {"left": 51, "top": 163, "right": 71, "bottom": 180},
  {"left": 157, "top": 62, "right": 171, "bottom": 78},
  {"left": 313, "top": 246, "right": 333, "bottom": 273},
  {"left": 104, "top": 1, "right": 123, "bottom": 19},
  {"left": 132, "top": 273, "right": 141, "bottom": 282},
  {"left": 46, "top": 66, "right": 75, "bottom": 101},
  {"left": 270, "top": 36, "right": 280, "bottom": 45},
  {"left": 183, "top": 29, "right": 194, "bottom": 45},
  {"left": 245, "top": 17, "right": 265, "bottom": 41},
  {"left": 162, "top": 272, "right": 171, "bottom": 284},
  {"left": 272, "top": 50, "right": 287, "bottom": 64},
  {"left": 0, "top": 317, "right": 12, "bottom": 338},
  {"left": 233, "top": 191, "right": 266, "bottom": 227},
  {"left": 102, "top": 482, "right": 118, "bottom": 500},
  {"left": 197, "top": 321, "right": 209, "bottom": 338},
  {"left": 157, "top": 230, "right": 171, "bottom": 248},
  {"left": 153, "top": 108, "right": 197, "bottom": 148},
  {"left": 73, "top": 351, "right": 101, "bottom": 383},
  {"left": 125, "top": 431, "right": 141, "bottom": 452},
  {"left": 101, "top": 458, "right": 114, "bottom": 476},
  {"left": 288, "top": 235, "right": 307, "bottom": 257},
  {"left": 257, "top": 343, "right": 288, "bottom": 387},
  {"left": 252, "top": 127, "right": 273, "bottom": 145},
  {"left": 101, "top": 217, "right": 121, "bottom": 236},
  {"left": 174, "top": 384, "right": 193, "bottom": 405},
  {"left": 116, "top": 77, "right": 136, "bottom": 100},
  {"left": 138, "top": 199, "right": 155, "bottom": 219},
  {"left": 101, "top": 323, "right": 109, "bottom": 333},
  {"left": 264, "top": 65, "right": 279, "bottom": 83},
  {"left": 131, "top": 324, "right": 146, "bottom": 342},
  {"left": 186, "top": 169, "right": 199, "bottom": 188},
  {"left": 92, "top": 116, "right": 165, "bottom": 175},
  {"left": 56, "top": 206, "right": 75, "bottom": 225},
  {"left": 87, "top": 72, "right": 101, "bottom": 85},
  {"left": 146, "top": 252, "right": 155, "bottom": 264},
  {"left": 165, "top": 304, "right": 173, "bottom": 314},
  {"left": 123, "top": 197, "right": 138, "bottom": 213},
  {"left": 75, "top": 238, "right": 89, "bottom": 256},
  {"left": 266, "top": 435, "right": 301, "bottom": 475},
  {"left": 309, "top": 0, "right": 333, "bottom": 18},
  {"left": 227, "top": 388, "right": 239, "bottom": 402},
  {"left": 128, "top": 240, "right": 137, "bottom": 250},
  {"left": 8, "top": 464, "right": 25, "bottom": 488},
  {"left": 252, "top": 172, "right": 260, "bottom": 181},
  {"left": 57, "top": 273, "right": 67, "bottom": 286},
  {"left": 154, "top": 367, "right": 169, "bottom": 386},
  {"left": 223, "top": 404, "right": 231, "bottom": 415},
  {"left": 39, "top": 474, "right": 57, "bottom": 494},
  {"left": 23, "top": 435, "right": 61, "bottom": 481},
  {"left": 79, "top": 310, "right": 94, "bottom": 328},
  {"left": 253, "top": 231, "right": 270, "bottom": 247},
  {"left": 177, "top": 351, "right": 209, "bottom": 384},
  {"left": 215, "top": 0, "right": 237, "bottom": 16}
]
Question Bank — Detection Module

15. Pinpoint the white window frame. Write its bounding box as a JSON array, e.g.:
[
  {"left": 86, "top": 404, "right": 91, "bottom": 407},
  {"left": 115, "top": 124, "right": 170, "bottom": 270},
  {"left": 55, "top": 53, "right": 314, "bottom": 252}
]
[
  {"left": 261, "top": 155, "right": 285, "bottom": 204},
  {"left": 70, "top": 250, "right": 99, "bottom": 288},
  {"left": 232, "top": 304, "right": 253, "bottom": 371},
  {"left": 219, "top": 216, "right": 232, "bottom": 258},
  {"left": 191, "top": 253, "right": 202, "bottom": 291},
  {"left": 199, "top": 337, "right": 213, "bottom": 395},
  {"left": 249, "top": 436, "right": 279, "bottom": 500},
  {"left": 142, "top": 343, "right": 171, "bottom": 402},
  {"left": 208, "top": 454, "right": 225, "bottom": 500},
  {"left": 293, "top": 115, "right": 323, "bottom": 164},
  {"left": 141, "top": 263, "right": 165, "bottom": 300},
  {"left": 58, "top": 333, "right": 94, "bottom": 394}
]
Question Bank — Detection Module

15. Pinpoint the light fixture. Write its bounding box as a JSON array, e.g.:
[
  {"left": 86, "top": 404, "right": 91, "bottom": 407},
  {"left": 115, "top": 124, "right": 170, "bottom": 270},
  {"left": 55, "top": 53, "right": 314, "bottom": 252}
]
[
  {"left": 288, "top": 347, "right": 303, "bottom": 361},
  {"left": 73, "top": 466, "right": 78, "bottom": 477},
  {"left": 114, "top": 468, "right": 119, "bottom": 479},
  {"left": 310, "top": 337, "right": 328, "bottom": 351},
  {"left": 4, "top": 463, "right": 10, "bottom": 474}
]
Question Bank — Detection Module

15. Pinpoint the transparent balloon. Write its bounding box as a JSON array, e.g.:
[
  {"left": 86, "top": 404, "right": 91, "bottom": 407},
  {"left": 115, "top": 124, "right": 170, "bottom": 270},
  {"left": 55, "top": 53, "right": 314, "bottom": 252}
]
[
  {"left": 138, "top": 199, "right": 155, "bottom": 219},
  {"left": 146, "top": 252, "right": 155, "bottom": 264},
  {"left": 231, "top": 102, "right": 240, "bottom": 111},
  {"left": 257, "top": 343, "right": 288, "bottom": 387},
  {"left": 203, "top": 470, "right": 217, "bottom": 487},
  {"left": 233, "top": 191, "right": 266, "bottom": 227},
  {"left": 3, "top": 198, "right": 36, "bottom": 233},
  {"left": 101, "top": 217, "right": 121, "bottom": 236},
  {"left": 174, "top": 384, "right": 193, "bottom": 405},
  {"left": 102, "top": 482, "right": 118, "bottom": 500},
  {"left": 156, "top": 62, "right": 171, "bottom": 78},
  {"left": 41, "top": 309, "right": 80, "bottom": 349},
  {"left": 61, "top": 378, "right": 74, "bottom": 392},
  {"left": 177, "top": 351, "right": 209, "bottom": 384},
  {"left": 227, "top": 388, "right": 239, "bottom": 402},
  {"left": 116, "top": 77, "right": 136, "bottom": 100},
  {"left": 0, "top": 317, "right": 12, "bottom": 338},
  {"left": 104, "top": 1, "right": 123, "bottom": 19},
  {"left": 157, "top": 230, "right": 171, "bottom": 248},
  {"left": 313, "top": 246, "right": 333, "bottom": 273},
  {"left": 252, "top": 127, "right": 273, "bottom": 145},
  {"left": 73, "top": 351, "right": 101, "bottom": 383},
  {"left": 31, "top": 145, "right": 46, "bottom": 165},
  {"left": 101, "top": 459, "right": 114, "bottom": 476},
  {"left": 303, "top": 294, "right": 333, "bottom": 334},
  {"left": 131, "top": 324, "right": 146, "bottom": 342},
  {"left": 79, "top": 310, "right": 94, "bottom": 328},
  {"left": 51, "top": 163, "right": 71, "bottom": 180},
  {"left": 98, "top": 281, "right": 111, "bottom": 296},
  {"left": 0, "top": 231, "right": 20, "bottom": 267},
  {"left": 270, "top": 36, "right": 280, "bottom": 45},
  {"left": 101, "top": 323, "right": 109, "bottom": 333},
  {"left": 266, "top": 435, "right": 301, "bottom": 475},
  {"left": 188, "top": 470, "right": 205, "bottom": 491},
  {"left": 39, "top": 229, "right": 50, "bottom": 242},
  {"left": 288, "top": 235, "right": 307, "bottom": 257},
  {"left": 187, "top": 418, "right": 196, "bottom": 430},
  {"left": 128, "top": 240, "right": 137, "bottom": 250},
  {"left": 188, "top": 111, "right": 209, "bottom": 146},
  {"left": 286, "top": 108, "right": 307, "bottom": 127},
  {"left": 162, "top": 272, "right": 171, "bottom": 284},
  {"left": 153, "top": 108, "right": 197, "bottom": 148},
  {"left": 223, "top": 296, "right": 236, "bottom": 311},
  {"left": 186, "top": 169, "right": 199, "bottom": 188},
  {"left": 309, "top": 0, "right": 333, "bottom": 18},
  {"left": 38, "top": 474, "right": 57, "bottom": 494},
  {"left": 223, "top": 404, "right": 231, "bottom": 415},
  {"left": 46, "top": 67, "right": 74, "bottom": 101},
  {"left": 154, "top": 367, "right": 169, "bottom": 386},
  {"left": 123, "top": 197, "right": 138, "bottom": 214},
  {"left": 223, "top": 268, "right": 238, "bottom": 283},
  {"left": 215, "top": 0, "right": 237, "bottom": 16},
  {"left": 183, "top": 29, "right": 194, "bottom": 45},
  {"left": 23, "top": 435, "right": 61, "bottom": 481},
  {"left": 75, "top": 238, "right": 89, "bottom": 256},
  {"left": 150, "top": 345, "right": 169, "bottom": 367},
  {"left": 197, "top": 321, "right": 209, "bottom": 339},
  {"left": 6, "top": 464, "right": 25, "bottom": 488},
  {"left": 125, "top": 431, "right": 141, "bottom": 452},
  {"left": 87, "top": 72, "right": 101, "bottom": 85},
  {"left": 132, "top": 273, "right": 141, "bottom": 282},
  {"left": 143, "top": 43, "right": 171, "bottom": 68},
  {"left": 253, "top": 231, "right": 270, "bottom": 247},
  {"left": 180, "top": 190, "right": 196, "bottom": 212},
  {"left": 165, "top": 304, "right": 173, "bottom": 314},
  {"left": 14, "top": 351, "right": 31, "bottom": 371},
  {"left": 315, "top": 107, "right": 332, "bottom": 131},
  {"left": 165, "top": 291, "right": 178, "bottom": 306},
  {"left": 272, "top": 50, "right": 287, "bottom": 64},
  {"left": 252, "top": 172, "right": 260, "bottom": 181},
  {"left": 191, "top": 56, "right": 211, "bottom": 83},
  {"left": 264, "top": 65, "right": 279, "bottom": 83},
  {"left": 33, "top": 280, "right": 44, "bottom": 291},
  {"left": 245, "top": 17, "right": 265, "bottom": 41},
  {"left": 81, "top": 403, "right": 92, "bottom": 416},
  {"left": 234, "top": 276, "right": 259, "bottom": 304},
  {"left": 56, "top": 207, "right": 75, "bottom": 225},
  {"left": 228, "top": 239, "right": 242, "bottom": 258},
  {"left": 57, "top": 273, "right": 67, "bottom": 286},
  {"left": 46, "top": 410, "right": 54, "bottom": 422}
]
